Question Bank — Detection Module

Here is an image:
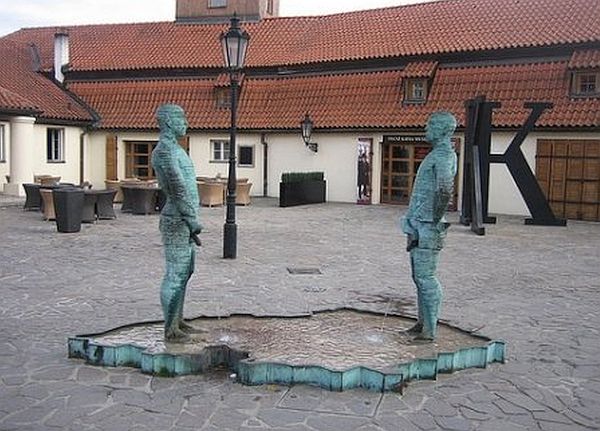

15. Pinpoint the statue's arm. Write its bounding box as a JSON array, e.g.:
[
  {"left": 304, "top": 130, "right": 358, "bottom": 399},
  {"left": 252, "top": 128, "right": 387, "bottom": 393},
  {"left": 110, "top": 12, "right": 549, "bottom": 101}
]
[
  {"left": 432, "top": 160, "right": 455, "bottom": 224},
  {"left": 164, "top": 159, "right": 201, "bottom": 233}
]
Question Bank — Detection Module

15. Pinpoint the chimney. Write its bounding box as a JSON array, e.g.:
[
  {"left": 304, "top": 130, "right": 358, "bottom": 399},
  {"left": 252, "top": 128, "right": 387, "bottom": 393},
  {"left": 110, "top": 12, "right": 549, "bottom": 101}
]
[{"left": 54, "top": 31, "right": 69, "bottom": 83}]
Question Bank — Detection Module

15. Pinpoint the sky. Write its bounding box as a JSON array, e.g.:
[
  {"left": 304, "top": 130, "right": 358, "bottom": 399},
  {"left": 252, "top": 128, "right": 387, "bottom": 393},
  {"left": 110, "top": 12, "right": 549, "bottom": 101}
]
[{"left": 0, "top": 0, "right": 427, "bottom": 37}]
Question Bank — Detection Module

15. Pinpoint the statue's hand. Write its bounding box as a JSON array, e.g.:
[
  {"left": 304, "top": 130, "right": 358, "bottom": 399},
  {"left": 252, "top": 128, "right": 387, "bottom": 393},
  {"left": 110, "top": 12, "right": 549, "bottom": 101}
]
[
  {"left": 406, "top": 234, "right": 418, "bottom": 252},
  {"left": 186, "top": 218, "right": 203, "bottom": 235}
]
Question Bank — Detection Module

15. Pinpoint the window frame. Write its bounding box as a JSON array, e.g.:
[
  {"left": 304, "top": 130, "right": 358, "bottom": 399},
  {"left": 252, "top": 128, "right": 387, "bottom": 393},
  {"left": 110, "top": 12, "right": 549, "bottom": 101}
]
[
  {"left": 211, "top": 139, "right": 230, "bottom": 163},
  {"left": 125, "top": 140, "right": 158, "bottom": 179},
  {"left": 404, "top": 78, "right": 428, "bottom": 104},
  {"left": 571, "top": 71, "right": 599, "bottom": 97},
  {"left": 214, "top": 87, "right": 232, "bottom": 109},
  {"left": 238, "top": 145, "right": 255, "bottom": 168},
  {"left": 0, "top": 124, "right": 6, "bottom": 163},
  {"left": 267, "top": 0, "right": 274, "bottom": 14},
  {"left": 208, "top": 0, "right": 227, "bottom": 8},
  {"left": 46, "top": 127, "right": 65, "bottom": 163}
]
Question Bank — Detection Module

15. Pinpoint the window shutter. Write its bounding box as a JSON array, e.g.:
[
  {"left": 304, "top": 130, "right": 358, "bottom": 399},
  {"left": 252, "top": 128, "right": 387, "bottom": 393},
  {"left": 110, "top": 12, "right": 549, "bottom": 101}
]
[
  {"left": 178, "top": 135, "right": 190, "bottom": 154},
  {"left": 106, "top": 134, "right": 118, "bottom": 180}
]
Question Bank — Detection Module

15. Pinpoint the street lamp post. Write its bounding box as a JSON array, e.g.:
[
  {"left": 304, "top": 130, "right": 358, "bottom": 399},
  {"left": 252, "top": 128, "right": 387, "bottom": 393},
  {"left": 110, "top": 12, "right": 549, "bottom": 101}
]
[{"left": 220, "top": 15, "right": 249, "bottom": 259}]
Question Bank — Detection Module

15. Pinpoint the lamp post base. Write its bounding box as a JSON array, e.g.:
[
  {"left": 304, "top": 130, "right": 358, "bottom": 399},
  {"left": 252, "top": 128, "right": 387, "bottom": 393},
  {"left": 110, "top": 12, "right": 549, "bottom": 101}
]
[{"left": 223, "top": 222, "right": 237, "bottom": 259}]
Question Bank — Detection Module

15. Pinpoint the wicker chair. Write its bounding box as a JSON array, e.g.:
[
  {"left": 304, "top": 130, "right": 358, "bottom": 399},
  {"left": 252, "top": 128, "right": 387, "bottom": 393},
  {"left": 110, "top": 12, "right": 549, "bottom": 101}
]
[
  {"left": 39, "top": 189, "right": 56, "bottom": 221},
  {"left": 105, "top": 179, "right": 123, "bottom": 203},
  {"left": 236, "top": 182, "right": 252, "bottom": 206},
  {"left": 198, "top": 181, "right": 224, "bottom": 207},
  {"left": 39, "top": 176, "right": 61, "bottom": 186}
]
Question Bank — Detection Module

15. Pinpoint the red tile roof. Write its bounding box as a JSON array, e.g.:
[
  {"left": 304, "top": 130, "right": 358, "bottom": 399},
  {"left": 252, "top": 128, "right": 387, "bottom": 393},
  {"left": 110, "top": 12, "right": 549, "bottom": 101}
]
[
  {"left": 68, "top": 61, "right": 600, "bottom": 131},
  {"left": 69, "top": 79, "right": 230, "bottom": 129},
  {"left": 0, "top": 86, "right": 39, "bottom": 113},
  {"left": 5, "top": 0, "right": 600, "bottom": 72},
  {"left": 401, "top": 61, "right": 438, "bottom": 78},
  {"left": 569, "top": 49, "right": 600, "bottom": 69},
  {"left": 0, "top": 39, "right": 93, "bottom": 121}
]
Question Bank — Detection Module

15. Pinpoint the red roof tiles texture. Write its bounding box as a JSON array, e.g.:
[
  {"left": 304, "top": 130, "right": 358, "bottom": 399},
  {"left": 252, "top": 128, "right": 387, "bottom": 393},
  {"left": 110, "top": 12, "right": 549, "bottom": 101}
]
[
  {"left": 401, "top": 61, "right": 439, "bottom": 78},
  {"left": 6, "top": 0, "right": 600, "bottom": 72},
  {"left": 0, "top": 39, "right": 92, "bottom": 121},
  {"left": 69, "top": 61, "right": 600, "bottom": 130},
  {"left": 569, "top": 49, "right": 600, "bottom": 69}
]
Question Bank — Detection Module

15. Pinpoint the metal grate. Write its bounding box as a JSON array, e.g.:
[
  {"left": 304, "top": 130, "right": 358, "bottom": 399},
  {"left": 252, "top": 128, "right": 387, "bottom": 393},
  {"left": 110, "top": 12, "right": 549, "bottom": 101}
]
[{"left": 287, "top": 267, "right": 322, "bottom": 275}]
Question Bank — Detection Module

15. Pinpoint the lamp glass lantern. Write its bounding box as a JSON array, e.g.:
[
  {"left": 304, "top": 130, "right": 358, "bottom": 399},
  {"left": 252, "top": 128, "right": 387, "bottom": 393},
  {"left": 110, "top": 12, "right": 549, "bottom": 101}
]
[
  {"left": 301, "top": 113, "right": 314, "bottom": 145},
  {"left": 301, "top": 113, "right": 318, "bottom": 152},
  {"left": 220, "top": 15, "right": 250, "bottom": 71}
]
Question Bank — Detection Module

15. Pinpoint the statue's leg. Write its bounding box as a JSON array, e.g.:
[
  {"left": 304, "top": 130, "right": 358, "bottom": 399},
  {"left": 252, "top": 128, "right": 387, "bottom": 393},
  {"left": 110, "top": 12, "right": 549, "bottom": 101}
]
[
  {"left": 160, "top": 219, "right": 192, "bottom": 343},
  {"left": 410, "top": 247, "right": 442, "bottom": 341},
  {"left": 178, "top": 245, "right": 200, "bottom": 333},
  {"left": 406, "top": 252, "right": 423, "bottom": 334}
]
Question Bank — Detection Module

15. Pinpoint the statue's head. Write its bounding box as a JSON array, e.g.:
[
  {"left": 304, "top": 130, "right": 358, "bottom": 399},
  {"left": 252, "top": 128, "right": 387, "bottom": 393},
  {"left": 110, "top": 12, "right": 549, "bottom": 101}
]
[
  {"left": 156, "top": 104, "right": 188, "bottom": 138},
  {"left": 425, "top": 111, "right": 457, "bottom": 146}
]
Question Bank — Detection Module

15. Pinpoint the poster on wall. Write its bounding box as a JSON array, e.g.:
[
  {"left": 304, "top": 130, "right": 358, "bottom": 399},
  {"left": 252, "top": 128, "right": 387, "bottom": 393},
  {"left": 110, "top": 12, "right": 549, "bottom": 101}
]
[{"left": 357, "top": 138, "right": 373, "bottom": 205}]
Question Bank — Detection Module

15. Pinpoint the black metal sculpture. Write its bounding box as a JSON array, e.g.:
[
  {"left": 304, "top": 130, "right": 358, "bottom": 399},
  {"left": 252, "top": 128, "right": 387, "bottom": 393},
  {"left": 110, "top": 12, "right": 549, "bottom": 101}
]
[{"left": 460, "top": 96, "right": 566, "bottom": 235}]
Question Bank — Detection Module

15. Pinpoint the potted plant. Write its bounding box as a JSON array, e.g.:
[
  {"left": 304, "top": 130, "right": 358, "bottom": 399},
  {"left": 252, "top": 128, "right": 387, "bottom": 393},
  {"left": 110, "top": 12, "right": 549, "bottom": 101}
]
[{"left": 279, "top": 171, "right": 326, "bottom": 207}]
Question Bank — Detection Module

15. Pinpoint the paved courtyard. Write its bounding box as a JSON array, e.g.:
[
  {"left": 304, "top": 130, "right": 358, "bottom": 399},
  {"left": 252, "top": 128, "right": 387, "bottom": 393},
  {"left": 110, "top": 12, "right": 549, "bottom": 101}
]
[{"left": 1, "top": 197, "right": 599, "bottom": 431}]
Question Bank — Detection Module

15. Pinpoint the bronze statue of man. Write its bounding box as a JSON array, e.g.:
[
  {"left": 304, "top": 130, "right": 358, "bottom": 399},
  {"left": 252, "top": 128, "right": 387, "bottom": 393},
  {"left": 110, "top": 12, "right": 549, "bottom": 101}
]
[
  {"left": 152, "top": 104, "right": 202, "bottom": 343},
  {"left": 401, "top": 111, "right": 457, "bottom": 341}
]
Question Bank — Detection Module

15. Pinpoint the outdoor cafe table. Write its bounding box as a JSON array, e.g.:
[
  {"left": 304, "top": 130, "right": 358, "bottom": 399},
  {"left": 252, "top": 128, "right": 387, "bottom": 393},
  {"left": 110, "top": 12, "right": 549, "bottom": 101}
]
[
  {"left": 121, "top": 184, "right": 164, "bottom": 215},
  {"left": 82, "top": 189, "right": 118, "bottom": 222}
]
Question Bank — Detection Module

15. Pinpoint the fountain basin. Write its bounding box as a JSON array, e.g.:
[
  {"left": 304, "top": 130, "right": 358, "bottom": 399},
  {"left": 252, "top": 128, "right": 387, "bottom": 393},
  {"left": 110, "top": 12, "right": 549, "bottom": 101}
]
[{"left": 68, "top": 308, "right": 505, "bottom": 392}]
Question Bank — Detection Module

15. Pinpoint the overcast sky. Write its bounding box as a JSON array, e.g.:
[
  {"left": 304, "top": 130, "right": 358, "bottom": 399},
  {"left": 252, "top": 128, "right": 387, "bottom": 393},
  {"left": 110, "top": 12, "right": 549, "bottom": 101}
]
[{"left": 0, "top": 0, "right": 427, "bottom": 37}]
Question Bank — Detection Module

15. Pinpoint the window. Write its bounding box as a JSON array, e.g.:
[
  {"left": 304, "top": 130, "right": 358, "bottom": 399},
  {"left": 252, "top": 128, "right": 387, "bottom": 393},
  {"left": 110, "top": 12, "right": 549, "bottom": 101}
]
[
  {"left": 572, "top": 71, "right": 599, "bottom": 96},
  {"left": 267, "top": 0, "right": 274, "bottom": 14},
  {"left": 211, "top": 140, "right": 230, "bottom": 162},
  {"left": 125, "top": 141, "right": 157, "bottom": 179},
  {"left": 238, "top": 145, "right": 254, "bottom": 167},
  {"left": 0, "top": 125, "right": 5, "bottom": 162},
  {"left": 46, "top": 128, "right": 65, "bottom": 162},
  {"left": 215, "top": 88, "right": 231, "bottom": 109},
  {"left": 208, "top": 0, "right": 227, "bottom": 8},
  {"left": 404, "top": 79, "right": 428, "bottom": 103}
]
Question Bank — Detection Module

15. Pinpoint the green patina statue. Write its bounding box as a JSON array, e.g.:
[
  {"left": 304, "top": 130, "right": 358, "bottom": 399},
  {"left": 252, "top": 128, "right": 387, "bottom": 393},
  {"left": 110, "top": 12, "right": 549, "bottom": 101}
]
[
  {"left": 401, "top": 111, "right": 458, "bottom": 341},
  {"left": 152, "top": 104, "right": 202, "bottom": 343}
]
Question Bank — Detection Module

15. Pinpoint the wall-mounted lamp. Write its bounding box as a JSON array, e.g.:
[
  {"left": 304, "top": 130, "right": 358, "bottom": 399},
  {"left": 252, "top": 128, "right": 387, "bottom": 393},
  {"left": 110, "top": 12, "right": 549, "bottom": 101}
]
[{"left": 300, "top": 113, "right": 318, "bottom": 153}]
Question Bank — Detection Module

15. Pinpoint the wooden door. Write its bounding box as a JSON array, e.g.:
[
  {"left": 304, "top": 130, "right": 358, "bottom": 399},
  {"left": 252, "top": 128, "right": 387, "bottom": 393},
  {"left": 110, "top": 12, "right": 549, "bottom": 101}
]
[
  {"left": 536, "top": 139, "right": 600, "bottom": 221},
  {"left": 381, "top": 143, "right": 412, "bottom": 204}
]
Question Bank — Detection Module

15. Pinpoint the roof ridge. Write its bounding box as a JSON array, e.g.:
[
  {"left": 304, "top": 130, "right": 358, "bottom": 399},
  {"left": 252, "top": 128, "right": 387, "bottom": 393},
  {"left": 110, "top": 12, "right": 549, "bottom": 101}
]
[{"left": 264, "top": 0, "right": 457, "bottom": 21}]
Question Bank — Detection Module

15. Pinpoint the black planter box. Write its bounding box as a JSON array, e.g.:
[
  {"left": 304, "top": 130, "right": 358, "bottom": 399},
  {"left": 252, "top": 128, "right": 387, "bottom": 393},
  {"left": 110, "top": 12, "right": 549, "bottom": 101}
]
[
  {"left": 279, "top": 180, "right": 326, "bottom": 207},
  {"left": 53, "top": 188, "right": 84, "bottom": 233}
]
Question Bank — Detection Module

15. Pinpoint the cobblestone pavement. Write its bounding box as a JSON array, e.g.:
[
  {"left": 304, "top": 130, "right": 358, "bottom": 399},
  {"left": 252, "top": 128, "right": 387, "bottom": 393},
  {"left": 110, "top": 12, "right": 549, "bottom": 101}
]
[{"left": 1, "top": 197, "right": 599, "bottom": 431}]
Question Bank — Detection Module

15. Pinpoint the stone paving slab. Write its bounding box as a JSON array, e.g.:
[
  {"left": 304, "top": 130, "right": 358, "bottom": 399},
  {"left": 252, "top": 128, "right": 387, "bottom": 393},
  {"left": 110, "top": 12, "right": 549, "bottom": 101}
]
[{"left": 1, "top": 198, "right": 600, "bottom": 430}]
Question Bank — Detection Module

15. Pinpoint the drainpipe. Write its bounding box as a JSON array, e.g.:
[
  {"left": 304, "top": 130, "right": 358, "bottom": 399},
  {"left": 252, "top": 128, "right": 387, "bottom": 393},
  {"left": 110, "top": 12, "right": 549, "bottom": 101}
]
[
  {"left": 261, "top": 133, "right": 268, "bottom": 197},
  {"left": 54, "top": 31, "right": 69, "bottom": 83}
]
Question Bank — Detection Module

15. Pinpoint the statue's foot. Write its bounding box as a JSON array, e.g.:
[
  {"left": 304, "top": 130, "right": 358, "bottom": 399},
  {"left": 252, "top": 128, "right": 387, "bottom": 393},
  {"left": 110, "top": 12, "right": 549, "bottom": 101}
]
[
  {"left": 179, "top": 320, "right": 207, "bottom": 334},
  {"left": 412, "top": 333, "right": 435, "bottom": 343},
  {"left": 165, "top": 328, "right": 191, "bottom": 344},
  {"left": 405, "top": 322, "right": 423, "bottom": 334}
]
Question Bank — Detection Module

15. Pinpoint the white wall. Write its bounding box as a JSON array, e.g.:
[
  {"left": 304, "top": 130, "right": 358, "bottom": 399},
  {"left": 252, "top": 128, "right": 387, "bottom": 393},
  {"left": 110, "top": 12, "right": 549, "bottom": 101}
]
[
  {"left": 266, "top": 132, "right": 381, "bottom": 202},
  {"left": 0, "top": 121, "right": 10, "bottom": 188},
  {"left": 31, "top": 124, "right": 84, "bottom": 184},
  {"left": 488, "top": 131, "right": 600, "bottom": 216},
  {"left": 84, "top": 131, "right": 265, "bottom": 195},
  {"left": 190, "top": 133, "right": 264, "bottom": 195}
]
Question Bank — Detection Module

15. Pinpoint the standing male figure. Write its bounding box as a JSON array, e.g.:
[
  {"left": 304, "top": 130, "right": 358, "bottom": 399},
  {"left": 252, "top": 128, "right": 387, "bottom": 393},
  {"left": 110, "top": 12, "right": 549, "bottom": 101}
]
[
  {"left": 401, "top": 111, "right": 457, "bottom": 341},
  {"left": 152, "top": 104, "right": 202, "bottom": 343}
]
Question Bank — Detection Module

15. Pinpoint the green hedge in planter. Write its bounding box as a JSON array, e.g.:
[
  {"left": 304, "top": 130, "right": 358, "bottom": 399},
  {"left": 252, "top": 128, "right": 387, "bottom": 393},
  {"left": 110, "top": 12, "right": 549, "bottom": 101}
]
[
  {"left": 279, "top": 172, "right": 326, "bottom": 207},
  {"left": 281, "top": 172, "right": 324, "bottom": 183}
]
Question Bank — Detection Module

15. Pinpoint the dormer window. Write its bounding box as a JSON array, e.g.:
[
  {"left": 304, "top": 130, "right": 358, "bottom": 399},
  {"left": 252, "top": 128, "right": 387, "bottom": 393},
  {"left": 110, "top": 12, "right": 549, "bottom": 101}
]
[
  {"left": 214, "top": 87, "right": 231, "bottom": 108},
  {"left": 568, "top": 49, "right": 600, "bottom": 98},
  {"left": 405, "top": 79, "right": 427, "bottom": 102},
  {"left": 572, "top": 71, "right": 598, "bottom": 96},
  {"left": 400, "top": 61, "right": 438, "bottom": 104}
]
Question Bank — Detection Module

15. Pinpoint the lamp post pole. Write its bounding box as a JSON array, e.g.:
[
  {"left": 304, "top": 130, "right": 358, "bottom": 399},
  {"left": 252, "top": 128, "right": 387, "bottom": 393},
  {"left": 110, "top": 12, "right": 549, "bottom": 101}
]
[
  {"left": 220, "top": 15, "right": 249, "bottom": 259},
  {"left": 223, "top": 74, "right": 238, "bottom": 258}
]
